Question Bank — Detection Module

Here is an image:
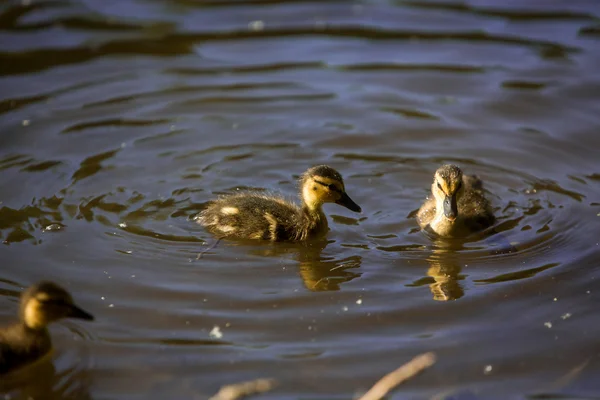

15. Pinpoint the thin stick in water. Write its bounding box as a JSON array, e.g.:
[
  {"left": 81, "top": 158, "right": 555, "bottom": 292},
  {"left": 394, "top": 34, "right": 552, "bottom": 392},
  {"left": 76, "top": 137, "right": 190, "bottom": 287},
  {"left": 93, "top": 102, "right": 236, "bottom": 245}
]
[
  {"left": 196, "top": 238, "right": 222, "bottom": 260},
  {"left": 357, "top": 352, "right": 436, "bottom": 400},
  {"left": 209, "top": 378, "right": 276, "bottom": 400}
]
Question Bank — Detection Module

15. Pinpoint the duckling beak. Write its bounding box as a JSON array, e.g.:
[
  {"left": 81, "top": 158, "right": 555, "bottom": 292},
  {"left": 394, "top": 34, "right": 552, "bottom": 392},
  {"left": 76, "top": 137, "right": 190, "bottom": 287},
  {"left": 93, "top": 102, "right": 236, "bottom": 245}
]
[
  {"left": 336, "top": 192, "right": 361, "bottom": 213},
  {"left": 443, "top": 194, "right": 458, "bottom": 221},
  {"left": 68, "top": 304, "right": 95, "bottom": 321}
]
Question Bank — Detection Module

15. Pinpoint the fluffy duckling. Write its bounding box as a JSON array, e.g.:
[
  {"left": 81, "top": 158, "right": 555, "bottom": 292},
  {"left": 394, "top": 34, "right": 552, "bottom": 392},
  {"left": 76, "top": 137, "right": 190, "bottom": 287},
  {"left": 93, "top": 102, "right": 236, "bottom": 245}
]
[
  {"left": 195, "top": 165, "right": 361, "bottom": 241},
  {"left": 417, "top": 164, "right": 495, "bottom": 237},
  {"left": 0, "top": 281, "right": 94, "bottom": 374}
]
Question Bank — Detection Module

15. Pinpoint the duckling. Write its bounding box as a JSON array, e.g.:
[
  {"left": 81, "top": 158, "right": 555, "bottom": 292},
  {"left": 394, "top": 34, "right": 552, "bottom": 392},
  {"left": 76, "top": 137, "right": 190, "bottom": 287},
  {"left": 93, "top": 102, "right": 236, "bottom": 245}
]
[
  {"left": 195, "top": 165, "right": 361, "bottom": 241},
  {"left": 417, "top": 164, "right": 495, "bottom": 237},
  {"left": 0, "top": 281, "right": 94, "bottom": 374}
]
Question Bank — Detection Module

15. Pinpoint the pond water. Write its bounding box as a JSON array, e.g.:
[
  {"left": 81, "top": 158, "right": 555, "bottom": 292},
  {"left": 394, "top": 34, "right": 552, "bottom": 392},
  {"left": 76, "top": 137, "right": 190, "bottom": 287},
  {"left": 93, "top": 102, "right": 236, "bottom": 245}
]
[{"left": 1, "top": 0, "right": 599, "bottom": 398}]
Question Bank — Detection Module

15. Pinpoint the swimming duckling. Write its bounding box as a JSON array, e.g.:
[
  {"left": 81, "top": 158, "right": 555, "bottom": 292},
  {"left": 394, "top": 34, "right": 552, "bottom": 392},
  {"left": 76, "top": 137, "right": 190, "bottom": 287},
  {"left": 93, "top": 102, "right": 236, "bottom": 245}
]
[
  {"left": 417, "top": 164, "right": 495, "bottom": 237},
  {"left": 195, "top": 165, "right": 361, "bottom": 241},
  {"left": 0, "top": 281, "right": 94, "bottom": 374}
]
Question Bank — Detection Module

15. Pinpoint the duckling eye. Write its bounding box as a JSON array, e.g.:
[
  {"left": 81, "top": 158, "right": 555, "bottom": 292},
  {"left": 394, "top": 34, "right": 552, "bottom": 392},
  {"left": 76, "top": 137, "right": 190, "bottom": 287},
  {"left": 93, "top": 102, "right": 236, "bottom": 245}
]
[
  {"left": 437, "top": 182, "right": 443, "bottom": 191},
  {"left": 328, "top": 184, "right": 339, "bottom": 192}
]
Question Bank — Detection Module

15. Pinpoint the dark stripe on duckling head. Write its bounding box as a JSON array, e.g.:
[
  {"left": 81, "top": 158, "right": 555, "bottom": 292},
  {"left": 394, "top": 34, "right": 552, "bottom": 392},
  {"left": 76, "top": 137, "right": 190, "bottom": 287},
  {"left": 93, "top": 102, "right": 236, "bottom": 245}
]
[{"left": 314, "top": 179, "right": 341, "bottom": 192}]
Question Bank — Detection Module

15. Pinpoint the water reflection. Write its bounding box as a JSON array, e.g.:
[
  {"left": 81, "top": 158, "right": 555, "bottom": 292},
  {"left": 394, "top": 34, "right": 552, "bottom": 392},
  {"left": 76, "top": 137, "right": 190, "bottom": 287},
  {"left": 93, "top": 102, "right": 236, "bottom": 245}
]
[
  {"left": 406, "top": 224, "right": 516, "bottom": 301},
  {"left": 226, "top": 239, "right": 362, "bottom": 291},
  {"left": 407, "top": 239, "right": 466, "bottom": 301},
  {"left": 426, "top": 249, "right": 465, "bottom": 301},
  {"left": 415, "top": 226, "right": 561, "bottom": 301},
  {"left": 298, "top": 251, "right": 362, "bottom": 292}
]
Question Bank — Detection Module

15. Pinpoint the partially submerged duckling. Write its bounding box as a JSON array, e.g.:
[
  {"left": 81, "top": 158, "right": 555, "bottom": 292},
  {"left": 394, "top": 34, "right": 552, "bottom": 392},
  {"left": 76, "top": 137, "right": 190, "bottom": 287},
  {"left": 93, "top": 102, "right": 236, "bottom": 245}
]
[
  {"left": 0, "top": 281, "right": 94, "bottom": 374},
  {"left": 417, "top": 164, "right": 495, "bottom": 237},
  {"left": 195, "top": 165, "right": 361, "bottom": 241}
]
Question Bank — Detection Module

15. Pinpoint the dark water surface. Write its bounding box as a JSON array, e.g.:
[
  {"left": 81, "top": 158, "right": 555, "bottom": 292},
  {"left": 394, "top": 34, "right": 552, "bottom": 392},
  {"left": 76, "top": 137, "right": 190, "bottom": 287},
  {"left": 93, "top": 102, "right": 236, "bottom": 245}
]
[{"left": 1, "top": 0, "right": 600, "bottom": 398}]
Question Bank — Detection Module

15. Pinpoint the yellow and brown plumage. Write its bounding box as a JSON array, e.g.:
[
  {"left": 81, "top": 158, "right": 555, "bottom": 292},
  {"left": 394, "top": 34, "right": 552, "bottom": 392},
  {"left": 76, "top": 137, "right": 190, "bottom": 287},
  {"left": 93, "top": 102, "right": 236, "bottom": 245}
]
[
  {"left": 0, "top": 281, "right": 94, "bottom": 375},
  {"left": 417, "top": 164, "right": 495, "bottom": 237},
  {"left": 195, "top": 165, "right": 361, "bottom": 241}
]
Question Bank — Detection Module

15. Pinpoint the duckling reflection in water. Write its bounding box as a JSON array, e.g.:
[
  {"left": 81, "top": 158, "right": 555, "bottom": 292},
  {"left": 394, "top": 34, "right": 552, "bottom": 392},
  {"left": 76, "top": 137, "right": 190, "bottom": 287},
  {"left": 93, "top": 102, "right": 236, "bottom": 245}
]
[
  {"left": 426, "top": 243, "right": 465, "bottom": 301},
  {"left": 196, "top": 165, "right": 361, "bottom": 241},
  {"left": 417, "top": 164, "right": 495, "bottom": 237},
  {"left": 0, "top": 281, "right": 94, "bottom": 375}
]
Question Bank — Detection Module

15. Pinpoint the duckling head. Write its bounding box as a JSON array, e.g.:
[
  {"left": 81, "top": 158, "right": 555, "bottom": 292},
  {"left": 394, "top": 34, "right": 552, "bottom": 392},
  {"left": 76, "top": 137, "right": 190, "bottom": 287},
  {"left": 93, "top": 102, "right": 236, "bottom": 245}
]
[
  {"left": 19, "top": 281, "right": 94, "bottom": 330},
  {"left": 432, "top": 164, "right": 464, "bottom": 222},
  {"left": 300, "top": 165, "right": 361, "bottom": 213}
]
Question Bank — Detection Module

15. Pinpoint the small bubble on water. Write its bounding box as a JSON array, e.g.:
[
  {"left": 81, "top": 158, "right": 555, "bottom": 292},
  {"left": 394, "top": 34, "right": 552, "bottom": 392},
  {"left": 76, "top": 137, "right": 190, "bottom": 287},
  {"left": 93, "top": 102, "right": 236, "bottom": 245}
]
[
  {"left": 342, "top": 306, "right": 349, "bottom": 312},
  {"left": 109, "top": 304, "right": 114, "bottom": 308},
  {"left": 544, "top": 322, "right": 552, "bottom": 329},
  {"left": 119, "top": 222, "right": 127, "bottom": 228},
  {"left": 210, "top": 326, "right": 223, "bottom": 339},
  {"left": 484, "top": 365, "right": 492, "bottom": 374},
  {"left": 43, "top": 223, "right": 63, "bottom": 232},
  {"left": 356, "top": 299, "right": 362, "bottom": 305},
  {"left": 561, "top": 313, "right": 572, "bottom": 320},
  {"left": 22, "top": 119, "right": 30, "bottom": 126},
  {"left": 248, "top": 20, "right": 264, "bottom": 31}
]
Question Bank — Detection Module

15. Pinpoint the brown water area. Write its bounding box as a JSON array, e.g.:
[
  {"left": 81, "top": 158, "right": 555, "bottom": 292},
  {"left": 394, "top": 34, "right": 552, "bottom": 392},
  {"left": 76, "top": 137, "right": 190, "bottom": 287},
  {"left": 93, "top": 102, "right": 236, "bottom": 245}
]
[{"left": 1, "top": 0, "right": 600, "bottom": 398}]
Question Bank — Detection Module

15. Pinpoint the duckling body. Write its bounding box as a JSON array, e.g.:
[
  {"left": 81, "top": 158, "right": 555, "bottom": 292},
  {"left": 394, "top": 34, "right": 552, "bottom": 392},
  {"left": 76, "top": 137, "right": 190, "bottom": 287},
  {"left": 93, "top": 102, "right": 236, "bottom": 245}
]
[
  {"left": 0, "top": 281, "right": 94, "bottom": 375},
  {"left": 417, "top": 165, "right": 494, "bottom": 237},
  {"left": 0, "top": 324, "right": 51, "bottom": 374},
  {"left": 196, "top": 165, "right": 361, "bottom": 241}
]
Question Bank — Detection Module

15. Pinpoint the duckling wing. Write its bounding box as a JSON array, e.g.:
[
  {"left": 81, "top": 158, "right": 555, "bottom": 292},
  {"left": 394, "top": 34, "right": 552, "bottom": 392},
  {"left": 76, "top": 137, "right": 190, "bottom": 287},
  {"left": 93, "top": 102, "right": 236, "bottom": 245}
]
[
  {"left": 0, "top": 328, "right": 28, "bottom": 374},
  {"left": 0, "top": 325, "right": 50, "bottom": 374},
  {"left": 458, "top": 178, "right": 495, "bottom": 231},
  {"left": 196, "top": 193, "right": 301, "bottom": 241},
  {"left": 464, "top": 174, "right": 484, "bottom": 190},
  {"left": 0, "top": 341, "right": 16, "bottom": 374},
  {"left": 417, "top": 196, "right": 437, "bottom": 228}
]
